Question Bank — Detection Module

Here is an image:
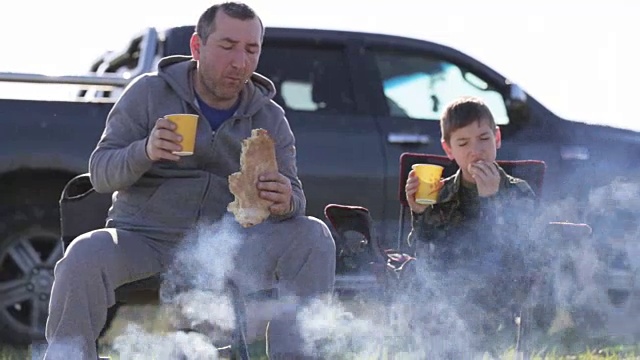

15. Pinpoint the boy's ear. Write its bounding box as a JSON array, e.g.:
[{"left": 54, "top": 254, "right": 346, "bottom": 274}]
[
  {"left": 441, "top": 139, "right": 455, "bottom": 160},
  {"left": 495, "top": 126, "right": 502, "bottom": 150}
]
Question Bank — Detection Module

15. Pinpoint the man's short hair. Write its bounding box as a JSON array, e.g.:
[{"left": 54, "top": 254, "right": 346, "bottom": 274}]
[{"left": 196, "top": 2, "right": 264, "bottom": 44}]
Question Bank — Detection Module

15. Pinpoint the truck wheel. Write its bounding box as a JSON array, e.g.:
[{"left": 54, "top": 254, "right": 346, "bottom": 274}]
[{"left": 0, "top": 202, "right": 62, "bottom": 345}]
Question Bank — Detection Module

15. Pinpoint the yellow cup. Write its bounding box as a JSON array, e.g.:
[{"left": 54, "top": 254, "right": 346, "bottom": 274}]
[
  {"left": 411, "top": 164, "right": 444, "bottom": 205},
  {"left": 165, "top": 114, "right": 199, "bottom": 156}
]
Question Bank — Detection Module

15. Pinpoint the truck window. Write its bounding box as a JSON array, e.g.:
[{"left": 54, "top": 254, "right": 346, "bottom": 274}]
[
  {"left": 372, "top": 50, "right": 510, "bottom": 125},
  {"left": 257, "top": 43, "right": 356, "bottom": 114}
]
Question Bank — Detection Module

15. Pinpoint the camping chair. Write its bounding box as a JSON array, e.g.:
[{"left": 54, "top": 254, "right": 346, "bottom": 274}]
[
  {"left": 325, "top": 153, "right": 548, "bottom": 288},
  {"left": 394, "top": 153, "right": 547, "bottom": 249},
  {"left": 58, "top": 173, "right": 277, "bottom": 360}
]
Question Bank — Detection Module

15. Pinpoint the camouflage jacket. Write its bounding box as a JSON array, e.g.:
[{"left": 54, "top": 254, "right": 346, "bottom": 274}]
[{"left": 407, "top": 164, "right": 536, "bottom": 270}]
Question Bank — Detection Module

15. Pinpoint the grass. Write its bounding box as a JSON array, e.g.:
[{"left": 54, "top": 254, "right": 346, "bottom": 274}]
[
  {"left": 0, "top": 342, "right": 269, "bottom": 360},
  {"left": 0, "top": 345, "right": 28, "bottom": 360},
  {"left": 3, "top": 304, "right": 639, "bottom": 359},
  {"left": 3, "top": 341, "right": 640, "bottom": 359},
  {"left": 3, "top": 345, "right": 640, "bottom": 359}
]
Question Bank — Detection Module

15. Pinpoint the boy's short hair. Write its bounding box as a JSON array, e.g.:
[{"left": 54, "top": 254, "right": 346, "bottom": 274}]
[{"left": 440, "top": 96, "right": 496, "bottom": 144}]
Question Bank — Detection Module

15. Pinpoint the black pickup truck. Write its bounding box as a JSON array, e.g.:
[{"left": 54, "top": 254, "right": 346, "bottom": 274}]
[{"left": 1, "top": 25, "right": 639, "bottom": 345}]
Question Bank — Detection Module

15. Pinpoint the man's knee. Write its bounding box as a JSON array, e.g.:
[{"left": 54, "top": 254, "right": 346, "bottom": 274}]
[
  {"left": 55, "top": 229, "right": 117, "bottom": 275},
  {"left": 286, "top": 216, "right": 336, "bottom": 255}
]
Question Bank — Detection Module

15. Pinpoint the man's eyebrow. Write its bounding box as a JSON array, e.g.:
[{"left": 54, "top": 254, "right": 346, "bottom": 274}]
[
  {"left": 218, "top": 37, "right": 260, "bottom": 47},
  {"left": 218, "top": 37, "right": 239, "bottom": 44}
]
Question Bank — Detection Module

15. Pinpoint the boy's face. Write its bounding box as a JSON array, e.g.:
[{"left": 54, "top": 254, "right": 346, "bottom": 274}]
[{"left": 441, "top": 119, "right": 502, "bottom": 183}]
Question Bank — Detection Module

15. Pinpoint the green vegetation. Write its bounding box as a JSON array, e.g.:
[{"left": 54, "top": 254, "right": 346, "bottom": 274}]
[
  {"left": 4, "top": 342, "right": 640, "bottom": 359},
  {"left": 3, "top": 304, "right": 639, "bottom": 359}
]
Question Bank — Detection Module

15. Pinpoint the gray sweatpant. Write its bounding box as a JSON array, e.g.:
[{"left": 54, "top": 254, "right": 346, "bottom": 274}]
[{"left": 43, "top": 215, "right": 336, "bottom": 359}]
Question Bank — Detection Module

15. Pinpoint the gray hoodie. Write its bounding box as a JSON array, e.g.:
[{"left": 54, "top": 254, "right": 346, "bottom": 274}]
[{"left": 88, "top": 56, "right": 305, "bottom": 241}]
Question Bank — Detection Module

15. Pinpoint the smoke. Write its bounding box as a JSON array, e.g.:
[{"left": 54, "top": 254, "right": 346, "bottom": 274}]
[
  {"left": 297, "top": 285, "right": 476, "bottom": 359},
  {"left": 110, "top": 215, "right": 244, "bottom": 358},
  {"left": 112, "top": 324, "right": 219, "bottom": 360},
  {"left": 292, "top": 176, "right": 640, "bottom": 358},
  {"left": 162, "top": 216, "right": 245, "bottom": 296},
  {"left": 293, "top": 258, "right": 512, "bottom": 358},
  {"left": 559, "top": 177, "right": 640, "bottom": 342},
  {"left": 109, "top": 178, "right": 640, "bottom": 358}
]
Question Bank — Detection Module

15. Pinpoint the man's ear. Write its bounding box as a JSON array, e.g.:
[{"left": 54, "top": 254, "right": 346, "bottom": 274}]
[
  {"left": 441, "top": 139, "right": 455, "bottom": 160},
  {"left": 190, "top": 33, "right": 201, "bottom": 60},
  {"left": 495, "top": 126, "right": 502, "bottom": 150}
]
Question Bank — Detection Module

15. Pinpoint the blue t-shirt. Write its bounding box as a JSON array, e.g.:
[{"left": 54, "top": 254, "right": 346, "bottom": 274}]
[{"left": 195, "top": 92, "right": 240, "bottom": 131}]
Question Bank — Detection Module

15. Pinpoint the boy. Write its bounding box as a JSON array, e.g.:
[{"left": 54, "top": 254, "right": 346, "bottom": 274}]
[
  {"left": 404, "top": 96, "right": 537, "bottom": 353},
  {"left": 405, "top": 96, "right": 536, "bottom": 262}
]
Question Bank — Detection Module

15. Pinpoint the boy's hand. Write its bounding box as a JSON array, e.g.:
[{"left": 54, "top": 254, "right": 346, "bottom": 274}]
[
  {"left": 405, "top": 170, "right": 437, "bottom": 214},
  {"left": 469, "top": 161, "right": 500, "bottom": 197}
]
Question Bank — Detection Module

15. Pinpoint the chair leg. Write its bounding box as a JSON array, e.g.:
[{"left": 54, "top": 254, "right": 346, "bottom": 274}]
[
  {"left": 30, "top": 340, "right": 47, "bottom": 360},
  {"left": 93, "top": 302, "right": 122, "bottom": 358},
  {"left": 396, "top": 205, "right": 406, "bottom": 249},
  {"left": 514, "top": 309, "right": 524, "bottom": 357},
  {"left": 513, "top": 304, "right": 535, "bottom": 360},
  {"left": 101, "top": 302, "right": 122, "bottom": 338},
  {"left": 227, "top": 280, "right": 250, "bottom": 360}
]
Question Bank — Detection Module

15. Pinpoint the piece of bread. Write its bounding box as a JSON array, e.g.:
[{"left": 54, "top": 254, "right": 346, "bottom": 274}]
[{"left": 227, "top": 129, "right": 278, "bottom": 227}]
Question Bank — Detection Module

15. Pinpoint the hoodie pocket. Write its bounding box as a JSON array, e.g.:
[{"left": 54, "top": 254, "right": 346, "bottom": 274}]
[{"left": 136, "top": 177, "right": 207, "bottom": 228}]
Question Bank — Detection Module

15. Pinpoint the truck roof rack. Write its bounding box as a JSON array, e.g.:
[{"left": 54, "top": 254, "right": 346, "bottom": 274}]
[{"left": 0, "top": 28, "right": 159, "bottom": 88}]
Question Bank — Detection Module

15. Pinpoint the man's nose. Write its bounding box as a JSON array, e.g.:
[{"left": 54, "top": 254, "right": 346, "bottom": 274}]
[{"left": 230, "top": 49, "right": 247, "bottom": 69}]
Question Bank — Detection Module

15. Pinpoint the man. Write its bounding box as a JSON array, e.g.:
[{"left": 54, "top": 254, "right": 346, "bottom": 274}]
[{"left": 45, "top": 2, "right": 335, "bottom": 359}]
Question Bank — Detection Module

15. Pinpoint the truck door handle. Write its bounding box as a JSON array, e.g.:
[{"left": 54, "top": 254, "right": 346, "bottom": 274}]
[
  {"left": 387, "top": 133, "right": 431, "bottom": 145},
  {"left": 560, "top": 145, "right": 590, "bottom": 160}
]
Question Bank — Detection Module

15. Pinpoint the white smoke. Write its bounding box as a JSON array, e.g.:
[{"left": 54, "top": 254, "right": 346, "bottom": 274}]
[
  {"left": 292, "top": 177, "right": 640, "bottom": 358},
  {"left": 112, "top": 324, "right": 219, "bottom": 359},
  {"left": 109, "top": 178, "right": 640, "bottom": 358},
  {"left": 111, "top": 216, "right": 244, "bottom": 358}
]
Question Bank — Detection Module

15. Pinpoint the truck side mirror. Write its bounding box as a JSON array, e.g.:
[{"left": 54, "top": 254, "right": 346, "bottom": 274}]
[{"left": 505, "top": 82, "right": 530, "bottom": 126}]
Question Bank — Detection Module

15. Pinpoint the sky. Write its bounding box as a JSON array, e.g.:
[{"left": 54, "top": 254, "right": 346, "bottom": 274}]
[{"left": 1, "top": 0, "right": 638, "bottom": 131}]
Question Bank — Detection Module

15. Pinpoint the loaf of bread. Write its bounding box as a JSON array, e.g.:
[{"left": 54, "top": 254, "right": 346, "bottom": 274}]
[{"left": 227, "top": 128, "right": 278, "bottom": 227}]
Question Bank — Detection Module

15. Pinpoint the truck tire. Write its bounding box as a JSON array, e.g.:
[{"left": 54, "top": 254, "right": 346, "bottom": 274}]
[{"left": 0, "top": 200, "right": 62, "bottom": 345}]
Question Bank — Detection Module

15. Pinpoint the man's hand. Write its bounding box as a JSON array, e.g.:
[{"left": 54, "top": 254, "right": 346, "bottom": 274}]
[
  {"left": 405, "top": 170, "right": 443, "bottom": 214},
  {"left": 468, "top": 161, "right": 500, "bottom": 197},
  {"left": 257, "top": 171, "right": 293, "bottom": 216},
  {"left": 146, "top": 118, "right": 182, "bottom": 161}
]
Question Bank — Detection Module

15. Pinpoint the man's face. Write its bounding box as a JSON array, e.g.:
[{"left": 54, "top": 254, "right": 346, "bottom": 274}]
[
  {"left": 442, "top": 119, "right": 501, "bottom": 183},
  {"left": 190, "top": 11, "right": 262, "bottom": 106}
]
